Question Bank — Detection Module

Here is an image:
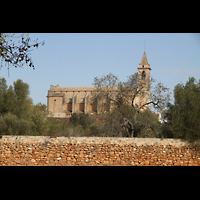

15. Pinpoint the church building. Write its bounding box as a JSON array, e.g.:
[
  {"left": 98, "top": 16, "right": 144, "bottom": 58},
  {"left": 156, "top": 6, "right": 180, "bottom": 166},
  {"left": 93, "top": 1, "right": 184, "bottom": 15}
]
[{"left": 47, "top": 52, "right": 151, "bottom": 118}]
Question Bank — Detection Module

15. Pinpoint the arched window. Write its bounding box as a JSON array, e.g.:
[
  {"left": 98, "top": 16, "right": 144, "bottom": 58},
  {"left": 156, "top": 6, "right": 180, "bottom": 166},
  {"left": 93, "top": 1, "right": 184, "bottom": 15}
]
[{"left": 142, "top": 71, "right": 146, "bottom": 80}]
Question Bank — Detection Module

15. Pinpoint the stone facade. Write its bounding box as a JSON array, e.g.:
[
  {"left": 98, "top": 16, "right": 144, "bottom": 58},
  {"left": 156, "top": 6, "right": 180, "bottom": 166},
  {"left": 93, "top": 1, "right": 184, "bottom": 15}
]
[
  {"left": 47, "top": 52, "right": 151, "bottom": 118},
  {"left": 1, "top": 136, "right": 200, "bottom": 166}
]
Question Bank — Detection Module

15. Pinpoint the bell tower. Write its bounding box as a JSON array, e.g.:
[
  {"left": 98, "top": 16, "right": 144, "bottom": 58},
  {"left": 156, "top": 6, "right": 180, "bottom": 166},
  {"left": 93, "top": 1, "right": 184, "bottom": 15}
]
[
  {"left": 138, "top": 51, "right": 151, "bottom": 82},
  {"left": 138, "top": 52, "right": 151, "bottom": 110}
]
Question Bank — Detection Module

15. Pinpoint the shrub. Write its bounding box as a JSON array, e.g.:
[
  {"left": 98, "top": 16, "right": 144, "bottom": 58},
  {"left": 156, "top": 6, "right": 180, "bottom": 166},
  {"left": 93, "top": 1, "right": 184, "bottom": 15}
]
[
  {"left": 79, "top": 113, "right": 92, "bottom": 129},
  {"left": 89, "top": 122, "right": 105, "bottom": 136},
  {"left": 69, "top": 113, "right": 79, "bottom": 126},
  {"left": 136, "top": 109, "right": 161, "bottom": 138},
  {"left": 30, "top": 104, "right": 49, "bottom": 135},
  {"left": 0, "top": 112, "right": 31, "bottom": 135}
]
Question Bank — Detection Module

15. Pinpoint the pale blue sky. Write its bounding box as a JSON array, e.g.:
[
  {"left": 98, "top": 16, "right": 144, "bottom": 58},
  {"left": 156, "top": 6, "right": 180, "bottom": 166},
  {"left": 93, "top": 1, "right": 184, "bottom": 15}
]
[{"left": 1, "top": 33, "right": 200, "bottom": 105}]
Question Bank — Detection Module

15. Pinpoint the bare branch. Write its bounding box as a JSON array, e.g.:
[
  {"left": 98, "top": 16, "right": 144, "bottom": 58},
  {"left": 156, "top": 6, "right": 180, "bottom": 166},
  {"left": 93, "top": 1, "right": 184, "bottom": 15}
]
[
  {"left": 139, "top": 100, "right": 160, "bottom": 110},
  {"left": 132, "top": 86, "right": 144, "bottom": 107},
  {"left": 0, "top": 33, "right": 45, "bottom": 71}
]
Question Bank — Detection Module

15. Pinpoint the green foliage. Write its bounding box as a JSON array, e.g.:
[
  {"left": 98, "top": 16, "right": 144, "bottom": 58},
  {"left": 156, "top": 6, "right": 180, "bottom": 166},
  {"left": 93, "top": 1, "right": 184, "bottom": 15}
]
[
  {"left": 89, "top": 121, "right": 105, "bottom": 137},
  {"left": 47, "top": 118, "right": 68, "bottom": 137},
  {"left": 0, "top": 77, "right": 49, "bottom": 136},
  {"left": 1, "top": 75, "right": 199, "bottom": 142},
  {"left": 166, "top": 77, "right": 200, "bottom": 142},
  {"left": 0, "top": 112, "right": 31, "bottom": 135},
  {"left": 70, "top": 113, "right": 79, "bottom": 126},
  {"left": 79, "top": 113, "right": 92, "bottom": 129},
  {"left": 13, "top": 79, "right": 33, "bottom": 119},
  {"left": 102, "top": 105, "right": 162, "bottom": 138},
  {"left": 103, "top": 108, "right": 124, "bottom": 137},
  {"left": 45, "top": 113, "right": 96, "bottom": 137},
  {"left": 102, "top": 105, "right": 134, "bottom": 137},
  {"left": 30, "top": 103, "right": 49, "bottom": 135},
  {"left": 92, "top": 72, "right": 170, "bottom": 137},
  {"left": 135, "top": 109, "right": 161, "bottom": 138},
  {"left": 0, "top": 77, "right": 8, "bottom": 113},
  {"left": 4, "top": 85, "right": 16, "bottom": 113},
  {"left": 69, "top": 113, "right": 93, "bottom": 129}
]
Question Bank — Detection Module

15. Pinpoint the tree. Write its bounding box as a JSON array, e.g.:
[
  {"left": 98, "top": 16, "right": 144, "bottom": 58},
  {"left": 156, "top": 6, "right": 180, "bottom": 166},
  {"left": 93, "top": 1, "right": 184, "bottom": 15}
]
[
  {"left": 0, "top": 77, "right": 8, "bottom": 113},
  {"left": 103, "top": 105, "right": 129, "bottom": 137},
  {"left": 135, "top": 109, "right": 161, "bottom": 138},
  {"left": 166, "top": 77, "right": 200, "bottom": 142},
  {"left": 0, "top": 77, "right": 33, "bottom": 119},
  {"left": 0, "top": 33, "right": 44, "bottom": 71},
  {"left": 0, "top": 77, "right": 49, "bottom": 136},
  {"left": 30, "top": 103, "right": 49, "bottom": 135},
  {"left": 13, "top": 79, "right": 33, "bottom": 119},
  {"left": 92, "top": 73, "right": 170, "bottom": 137},
  {"left": 102, "top": 104, "right": 161, "bottom": 138},
  {"left": 4, "top": 85, "right": 16, "bottom": 114}
]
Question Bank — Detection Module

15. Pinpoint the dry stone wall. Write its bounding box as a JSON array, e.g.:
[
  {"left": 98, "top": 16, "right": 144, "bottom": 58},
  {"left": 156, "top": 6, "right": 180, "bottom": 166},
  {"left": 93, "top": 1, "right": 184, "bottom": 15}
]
[{"left": 0, "top": 136, "right": 200, "bottom": 166}]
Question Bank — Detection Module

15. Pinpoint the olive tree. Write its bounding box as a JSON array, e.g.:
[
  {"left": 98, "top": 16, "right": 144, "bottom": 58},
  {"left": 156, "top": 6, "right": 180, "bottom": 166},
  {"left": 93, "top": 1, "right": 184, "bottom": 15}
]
[{"left": 92, "top": 72, "right": 170, "bottom": 137}]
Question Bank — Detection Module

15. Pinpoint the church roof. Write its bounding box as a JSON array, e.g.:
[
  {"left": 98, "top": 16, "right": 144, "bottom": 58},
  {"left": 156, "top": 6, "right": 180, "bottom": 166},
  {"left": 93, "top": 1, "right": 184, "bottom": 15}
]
[
  {"left": 47, "top": 93, "right": 64, "bottom": 97},
  {"left": 139, "top": 52, "right": 149, "bottom": 65}
]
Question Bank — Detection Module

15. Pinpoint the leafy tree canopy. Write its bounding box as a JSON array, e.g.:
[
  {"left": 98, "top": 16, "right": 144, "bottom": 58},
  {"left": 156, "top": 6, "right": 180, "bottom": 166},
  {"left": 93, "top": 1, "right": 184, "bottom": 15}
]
[
  {"left": 167, "top": 77, "right": 200, "bottom": 142},
  {"left": 0, "top": 77, "right": 48, "bottom": 136}
]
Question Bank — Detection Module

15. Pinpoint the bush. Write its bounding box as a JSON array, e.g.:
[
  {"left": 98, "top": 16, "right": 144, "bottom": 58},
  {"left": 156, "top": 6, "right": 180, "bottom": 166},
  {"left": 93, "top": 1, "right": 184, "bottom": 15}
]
[
  {"left": 46, "top": 118, "right": 67, "bottom": 137},
  {"left": 69, "top": 113, "right": 79, "bottom": 126},
  {"left": 30, "top": 104, "right": 49, "bottom": 135},
  {"left": 79, "top": 113, "right": 92, "bottom": 129},
  {"left": 89, "top": 121, "right": 105, "bottom": 137},
  {"left": 103, "top": 108, "right": 124, "bottom": 137},
  {"left": 0, "top": 112, "right": 31, "bottom": 135},
  {"left": 136, "top": 109, "right": 161, "bottom": 138}
]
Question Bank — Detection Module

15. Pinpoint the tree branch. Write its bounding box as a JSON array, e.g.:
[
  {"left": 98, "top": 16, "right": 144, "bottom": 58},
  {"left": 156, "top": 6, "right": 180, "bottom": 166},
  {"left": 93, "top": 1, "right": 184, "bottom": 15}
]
[
  {"left": 131, "top": 86, "right": 144, "bottom": 107},
  {"left": 0, "top": 33, "right": 45, "bottom": 70},
  {"left": 139, "top": 100, "right": 160, "bottom": 110}
]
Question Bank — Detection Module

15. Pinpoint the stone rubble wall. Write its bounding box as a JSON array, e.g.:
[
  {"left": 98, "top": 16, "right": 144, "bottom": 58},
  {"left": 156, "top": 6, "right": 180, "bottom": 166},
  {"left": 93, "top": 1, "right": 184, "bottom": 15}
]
[{"left": 0, "top": 136, "right": 200, "bottom": 166}]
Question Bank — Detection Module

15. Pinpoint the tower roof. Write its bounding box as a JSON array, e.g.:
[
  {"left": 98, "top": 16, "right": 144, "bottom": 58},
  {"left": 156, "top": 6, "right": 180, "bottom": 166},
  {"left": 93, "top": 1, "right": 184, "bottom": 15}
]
[{"left": 139, "top": 52, "right": 149, "bottom": 65}]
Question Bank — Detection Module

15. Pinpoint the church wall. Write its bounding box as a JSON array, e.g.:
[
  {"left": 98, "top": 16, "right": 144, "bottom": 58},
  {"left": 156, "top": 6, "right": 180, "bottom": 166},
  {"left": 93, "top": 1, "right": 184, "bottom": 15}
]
[
  {"left": 62, "top": 104, "right": 68, "bottom": 112},
  {"left": 54, "top": 97, "right": 63, "bottom": 113},
  {"left": 47, "top": 96, "right": 63, "bottom": 116},
  {"left": 47, "top": 90, "right": 144, "bottom": 117},
  {"left": 64, "top": 92, "right": 73, "bottom": 103},
  {"left": 51, "top": 91, "right": 98, "bottom": 115},
  {"left": 90, "top": 104, "right": 97, "bottom": 113}
]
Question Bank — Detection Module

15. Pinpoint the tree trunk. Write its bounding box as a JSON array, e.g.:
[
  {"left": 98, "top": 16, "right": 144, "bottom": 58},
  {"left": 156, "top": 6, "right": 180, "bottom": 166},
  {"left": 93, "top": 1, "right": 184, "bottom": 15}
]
[
  {"left": 133, "top": 112, "right": 137, "bottom": 124},
  {"left": 121, "top": 118, "right": 134, "bottom": 137},
  {"left": 130, "top": 112, "right": 137, "bottom": 137}
]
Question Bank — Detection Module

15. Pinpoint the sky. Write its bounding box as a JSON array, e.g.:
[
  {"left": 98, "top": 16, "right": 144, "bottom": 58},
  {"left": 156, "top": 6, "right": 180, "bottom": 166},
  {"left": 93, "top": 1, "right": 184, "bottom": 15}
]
[{"left": 0, "top": 33, "right": 200, "bottom": 105}]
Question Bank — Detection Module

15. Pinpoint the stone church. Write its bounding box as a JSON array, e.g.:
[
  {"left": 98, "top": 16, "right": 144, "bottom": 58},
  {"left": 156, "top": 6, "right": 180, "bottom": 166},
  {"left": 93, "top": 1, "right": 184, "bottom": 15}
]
[{"left": 47, "top": 52, "right": 151, "bottom": 118}]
